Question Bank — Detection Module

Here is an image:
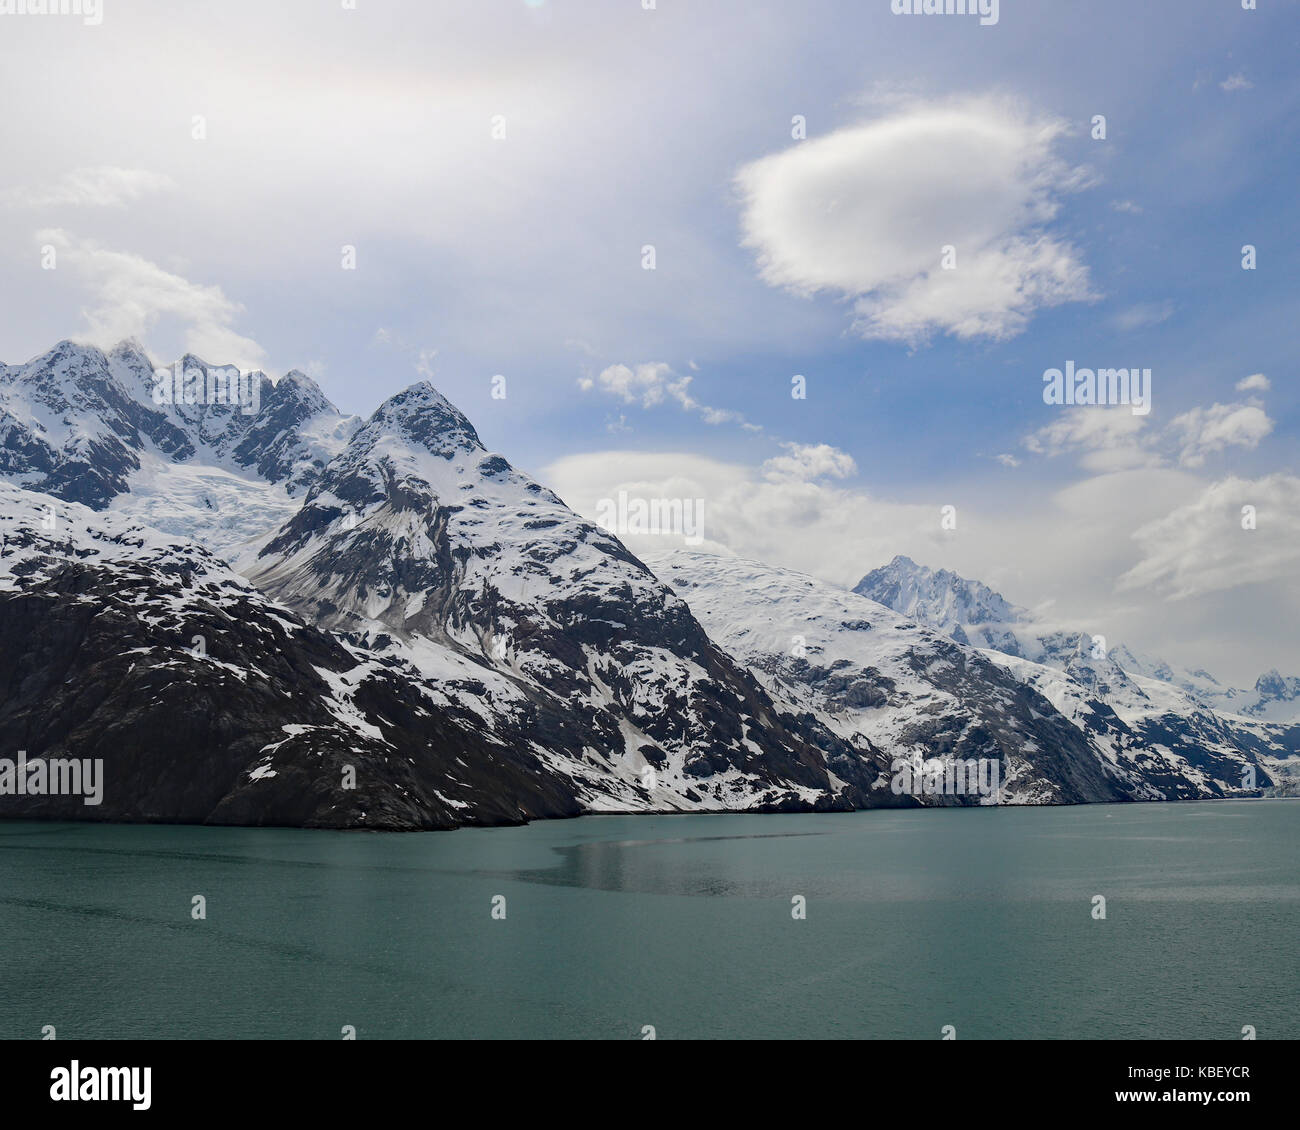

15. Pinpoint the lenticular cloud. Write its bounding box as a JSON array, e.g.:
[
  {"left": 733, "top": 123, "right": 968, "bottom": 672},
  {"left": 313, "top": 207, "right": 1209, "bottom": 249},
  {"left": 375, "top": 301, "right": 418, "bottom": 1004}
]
[{"left": 734, "top": 95, "right": 1096, "bottom": 345}]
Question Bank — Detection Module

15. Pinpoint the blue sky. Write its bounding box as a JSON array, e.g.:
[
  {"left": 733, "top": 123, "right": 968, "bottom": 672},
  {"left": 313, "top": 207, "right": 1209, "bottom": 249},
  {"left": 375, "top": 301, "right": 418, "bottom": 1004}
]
[{"left": 0, "top": 0, "right": 1296, "bottom": 682}]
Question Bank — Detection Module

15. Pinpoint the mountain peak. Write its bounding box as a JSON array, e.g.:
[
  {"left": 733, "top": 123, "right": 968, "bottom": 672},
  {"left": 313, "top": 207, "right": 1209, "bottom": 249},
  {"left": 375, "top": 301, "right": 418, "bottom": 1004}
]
[
  {"left": 358, "top": 381, "right": 483, "bottom": 459},
  {"left": 262, "top": 369, "right": 332, "bottom": 416},
  {"left": 29, "top": 338, "right": 109, "bottom": 374},
  {"left": 1255, "top": 669, "right": 1300, "bottom": 701},
  {"left": 50, "top": 338, "right": 98, "bottom": 355},
  {"left": 176, "top": 351, "right": 216, "bottom": 372},
  {"left": 853, "top": 555, "right": 1028, "bottom": 632}
]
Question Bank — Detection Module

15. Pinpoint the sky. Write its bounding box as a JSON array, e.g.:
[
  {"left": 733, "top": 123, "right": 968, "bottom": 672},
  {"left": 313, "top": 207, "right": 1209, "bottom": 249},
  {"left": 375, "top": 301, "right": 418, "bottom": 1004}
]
[{"left": 0, "top": 0, "right": 1296, "bottom": 684}]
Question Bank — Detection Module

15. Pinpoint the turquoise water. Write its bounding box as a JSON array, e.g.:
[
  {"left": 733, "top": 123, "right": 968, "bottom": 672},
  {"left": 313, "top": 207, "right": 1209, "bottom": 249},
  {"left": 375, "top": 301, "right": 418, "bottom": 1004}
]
[{"left": 1, "top": 800, "right": 1295, "bottom": 1039}]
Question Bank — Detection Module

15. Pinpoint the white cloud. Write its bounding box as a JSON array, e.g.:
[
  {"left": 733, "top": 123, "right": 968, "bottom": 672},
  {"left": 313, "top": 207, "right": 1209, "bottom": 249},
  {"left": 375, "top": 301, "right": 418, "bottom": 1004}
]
[
  {"left": 1024, "top": 408, "right": 1157, "bottom": 472},
  {"left": 372, "top": 329, "right": 442, "bottom": 381},
  {"left": 1220, "top": 74, "right": 1254, "bottom": 92},
  {"left": 1110, "top": 200, "right": 1143, "bottom": 214},
  {"left": 994, "top": 453, "right": 1021, "bottom": 468},
  {"left": 580, "top": 362, "right": 688, "bottom": 408},
  {"left": 543, "top": 448, "right": 1299, "bottom": 684},
  {"left": 734, "top": 95, "right": 1095, "bottom": 345},
  {"left": 1025, "top": 396, "right": 1275, "bottom": 472},
  {"left": 1170, "top": 402, "right": 1273, "bottom": 467},
  {"left": 580, "top": 362, "right": 759, "bottom": 430},
  {"left": 1119, "top": 474, "right": 1300, "bottom": 599},
  {"left": 36, "top": 229, "right": 265, "bottom": 370},
  {"left": 543, "top": 449, "right": 930, "bottom": 585},
  {"left": 761, "top": 442, "right": 856, "bottom": 481},
  {"left": 542, "top": 449, "right": 1169, "bottom": 608},
  {"left": 0, "top": 167, "right": 174, "bottom": 209},
  {"left": 1236, "top": 373, "right": 1270, "bottom": 393},
  {"left": 1111, "top": 300, "right": 1173, "bottom": 331}
]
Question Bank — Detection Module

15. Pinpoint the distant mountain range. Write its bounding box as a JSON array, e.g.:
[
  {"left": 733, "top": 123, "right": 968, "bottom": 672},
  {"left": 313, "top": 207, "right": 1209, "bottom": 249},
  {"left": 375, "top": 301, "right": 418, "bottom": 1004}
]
[
  {"left": 1, "top": 340, "right": 1295, "bottom": 828},
  {"left": 855, "top": 555, "right": 1300, "bottom": 721},
  {"left": 854, "top": 556, "right": 1300, "bottom": 797}
]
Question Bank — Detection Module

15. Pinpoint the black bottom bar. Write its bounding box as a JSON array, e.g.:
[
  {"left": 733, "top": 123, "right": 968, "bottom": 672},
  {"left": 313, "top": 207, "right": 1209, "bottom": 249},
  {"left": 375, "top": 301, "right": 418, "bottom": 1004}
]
[{"left": 2, "top": 1038, "right": 1289, "bottom": 1116}]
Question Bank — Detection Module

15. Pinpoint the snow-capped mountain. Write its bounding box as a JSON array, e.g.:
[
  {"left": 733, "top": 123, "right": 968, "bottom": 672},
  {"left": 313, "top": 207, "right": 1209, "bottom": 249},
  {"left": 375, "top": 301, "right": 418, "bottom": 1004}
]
[
  {"left": 1109, "top": 643, "right": 1300, "bottom": 724},
  {"left": 0, "top": 483, "right": 588, "bottom": 828},
  {"left": 0, "top": 343, "right": 866, "bottom": 825},
  {"left": 855, "top": 555, "right": 1299, "bottom": 796},
  {"left": 857, "top": 555, "right": 1300, "bottom": 721},
  {"left": 853, "top": 555, "right": 1029, "bottom": 650},
  {"left": 1249, "top": 670, "right": 1300, "bottom": 719},
  {"left": 0, "top": 340, "right": 360, "bottom": 555},
  {"left": 648, "top": 549, "right": 1134, "bottom": 805},
  {"left": 1, "top": 338, "right": 1292, "bottom": 828},
  {"left": 244, "top": 381, "right": 859, "bottom": 815}
]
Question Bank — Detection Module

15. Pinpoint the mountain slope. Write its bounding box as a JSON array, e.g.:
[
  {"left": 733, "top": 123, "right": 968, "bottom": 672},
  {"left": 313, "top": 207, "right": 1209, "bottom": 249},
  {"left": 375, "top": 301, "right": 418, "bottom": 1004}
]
[
  {"left": 3, "top": 338, "right": 1291, "bottom": 827},
  {"left": 648, "top": 549, "right": 1137, "bottom": 805},
  {"left": 854, "top": 554, "right": 1029, "bottom": 649},
  {"left": 855, "top": 554, "right": 1294, "bottom": 797},
  {"left": 243, "top": 383, "right": 862, "bottom": 815},
  {"left": 0, "top": 341, "right": 360, "bottom": 555},
  {"left": 0, "top": 483, "right": 590, "bottom": 829}
]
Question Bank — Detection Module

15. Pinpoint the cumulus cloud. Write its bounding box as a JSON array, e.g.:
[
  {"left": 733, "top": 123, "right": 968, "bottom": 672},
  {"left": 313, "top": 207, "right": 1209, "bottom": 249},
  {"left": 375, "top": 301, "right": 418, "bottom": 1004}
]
[
  {"left": 542, "top": 449, "right": 1168, "bottom": 604},
  {"left": 543, "top": 449, "right": 933, "bottom": 584},
  {"left": 1024, "top": 408, "right": 1157, "bottom": 472},
  {"left": 734, "top": 95, "right": 1095, "bottom": 345},
  {"left": 579, "top": 362, "right": 759, "bottom": 430},
  {"left": 1, "top": 167, "right": 174, "bottom": 209},
  {"left": 1170, "top": 402, "right": 1273, "bottom": 467},
  {"left": 36, "top": 229, "right": 265, "bottom": 370},
  {"left": 761, "top": 442, "right": 857, "bottom": 481},
  {"left": 1025, "top": 394, "right": 1275, "bottom": 472},
  {"left": 580, "top": 363, "right": 688, "bottom": 409},
  {"left": 1236, "top": 373, "right": 1270, "bottom": 393},
  {"left": 543, "top": 448, "right": 1299, "bottom": 682},
  {"left": 1119, "top": 474, "right": 1300, "bottom": 599}
]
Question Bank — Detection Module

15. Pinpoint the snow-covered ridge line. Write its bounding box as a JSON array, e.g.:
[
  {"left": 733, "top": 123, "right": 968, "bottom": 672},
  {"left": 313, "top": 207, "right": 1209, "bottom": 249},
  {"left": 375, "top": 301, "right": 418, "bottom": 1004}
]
[
  {"left": 0, "top": 340, "right": 361, "bottom": 550},
  {"left": 4, "top": 336, "right": 1295, "bottom": 827},
  {"left": 853, "top": 553, "right": 1299, "bottom": 795},
  {"left": 854, "top": 553, "right": 1300, "bottom": 725}
]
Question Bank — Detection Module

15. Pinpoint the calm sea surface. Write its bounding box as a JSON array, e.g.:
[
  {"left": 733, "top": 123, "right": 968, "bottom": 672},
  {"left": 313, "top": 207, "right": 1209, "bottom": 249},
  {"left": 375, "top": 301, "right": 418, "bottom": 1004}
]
[{"left": 2, "top": 800, "right": 1295, "bottom": 1039}]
